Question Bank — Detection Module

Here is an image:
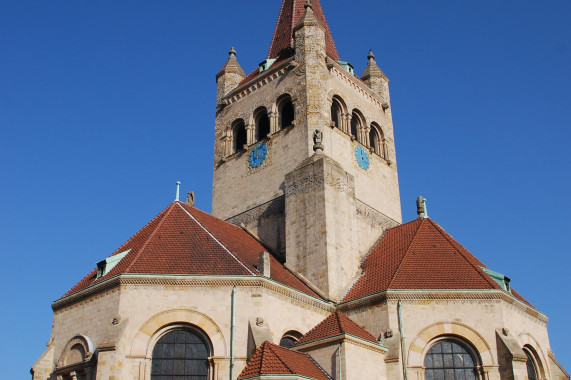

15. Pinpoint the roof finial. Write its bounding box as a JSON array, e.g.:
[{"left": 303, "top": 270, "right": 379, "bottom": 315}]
[
  {"left": 175, "top": 181, "right": 181, "bottom": 202},
  {"left": 368, "top": 49, "right": 375, "bottom": 61},
  {"left": 229, "top": 47, "right": 237, "bottom": 56},
  {"left": 416, "top": 195, "right": 428, "bottom": 218},
  {"left": 304, "top": 0, "right": 313, "bottom": 10}
]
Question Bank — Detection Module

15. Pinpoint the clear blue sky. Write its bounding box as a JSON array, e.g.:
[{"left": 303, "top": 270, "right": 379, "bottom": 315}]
[{"left": 1, "top": 1, "right": 569, "bottom": 377}]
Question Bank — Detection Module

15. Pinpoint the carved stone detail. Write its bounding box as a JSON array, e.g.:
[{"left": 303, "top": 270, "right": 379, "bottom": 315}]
[
  {"left": 355, "top": 200, "right": 399, "bottom": 228},
  {"left": 226, "top": 197, "right": 285, "bottom": 227},
  {"left": 285, "top": 169, "right": 355, "bottom": 197}
]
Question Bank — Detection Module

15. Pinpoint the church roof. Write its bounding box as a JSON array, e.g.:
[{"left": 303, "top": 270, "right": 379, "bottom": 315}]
[
  {"left": 342, "top": 218, "right": 532, "bottom": 305},
  {"left": 296, "top": 310, "right": 379, "bottom": 346},
  {"left": 268, "top": 0, "right": 340, "bottom": 60},
  {"left": 238, "top": 341, "right": 332, "bottom": 380},
  {"left": 63, "top": 201, "right": 321, "bottom": 299}
]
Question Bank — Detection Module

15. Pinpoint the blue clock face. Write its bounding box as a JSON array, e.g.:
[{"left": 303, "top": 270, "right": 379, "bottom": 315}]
[
  {"left": 355, "top": 145, "right": 370, "bottom": 170},
  {"left": 248, "top": 143, "right": 268, "bottom": 168}
]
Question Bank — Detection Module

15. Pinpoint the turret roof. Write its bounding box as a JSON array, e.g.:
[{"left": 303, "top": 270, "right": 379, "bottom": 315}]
[{"left": 63, "top": 201, "right": 321, "bottom": 299}]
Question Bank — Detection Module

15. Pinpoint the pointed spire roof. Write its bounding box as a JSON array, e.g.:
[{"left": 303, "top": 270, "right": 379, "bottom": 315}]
[
  {"left": 216, "top": 47, "right": 246, "bottom": 79},
  {"left": 361, "top": 49, "right": 388, "bottom": 81},
  {"left": 341, "top": 218, "right": 533, "bottom": 306},
  {"left": 63, "top": 202, "right": 321, "bottom": 299},
  {"left": 238, "top": 341, "right": 332, "bottom": 380},
  {"left": 296, "top": 311, "right": 379, "bottom": 346},
  {"left": 268, "top": 0, "right": 340, "bottom": 60}
]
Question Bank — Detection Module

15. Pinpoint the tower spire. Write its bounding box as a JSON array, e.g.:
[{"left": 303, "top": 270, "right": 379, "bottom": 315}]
[{"left": 267, "top": 0, "right": 340, "bottom": 60}]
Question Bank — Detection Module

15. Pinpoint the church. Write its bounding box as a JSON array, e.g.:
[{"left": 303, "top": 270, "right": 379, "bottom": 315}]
[{"left": 32, "top": 1, "right": 569, "bottom": 379}]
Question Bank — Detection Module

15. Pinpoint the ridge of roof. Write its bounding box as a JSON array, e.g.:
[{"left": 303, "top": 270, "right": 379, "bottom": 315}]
[
  {"left": 296, "top": 310, "right": 378, "bottom": 346},
  {"left": 176, "top": 202, "right": 256, "bottom": 276},
  {"left": 267, "top": 0, "right": 340, "bottom": 61}
]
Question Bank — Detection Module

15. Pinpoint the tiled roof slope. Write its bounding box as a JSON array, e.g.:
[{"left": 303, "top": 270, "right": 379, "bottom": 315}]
[
  {"left": 238, "top": 341, "right": 332, "bottom": 380},
  {"left": 342, "top": 218, "right": 532, "bottom": 306},
  {"left": 296, "top": 311, "right": 379, "bottom": 346},
  {"left": 63, "top": 202, "right": 320, "bottom": 299},
  {"left": 268, "top": 0, "right": 340, "bottom": 60}
]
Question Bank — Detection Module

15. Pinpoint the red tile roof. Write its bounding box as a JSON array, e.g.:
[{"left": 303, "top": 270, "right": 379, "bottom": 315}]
[
  {"left": 63, "top": 202, "right": 320, "bottom": 299},
  {"left": 342, "top": 218, "right": 532, "bottom": 306},
  {"left": 268, "top": 0, "right": 339, "bottom": 61},
  {"left": 296, "top": 311, "right": 379, "bottom": 346},
  {"left": 238, "top": 341, "right": 332, "bottom": 380}
]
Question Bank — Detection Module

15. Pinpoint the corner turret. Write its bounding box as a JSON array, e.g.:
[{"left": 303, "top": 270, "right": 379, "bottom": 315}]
[
  {"left": 361, "top": 50, "right": 391, "bottom": 109},
  {"left": 216, "top": 47, "right": 246, "bottom": 106}
]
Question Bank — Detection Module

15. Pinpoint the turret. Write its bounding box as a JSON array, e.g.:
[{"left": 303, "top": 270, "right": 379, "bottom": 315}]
[
  {"left": 215, "top": 47, "right": 245, "bottom": 106},
  {"left": 361, "top": 50, "right": 391, "bottom": 109}
]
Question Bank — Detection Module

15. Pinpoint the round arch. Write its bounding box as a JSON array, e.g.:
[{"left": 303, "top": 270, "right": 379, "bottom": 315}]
[
  {"left": 407, "top": 321, "right": 495, "bottom": 368},
  {"left": 130, "top": 309, "right": 227, "bottom": 358},
  {"left": 518, "top": 332, "right": 549, "bottom": 379}
]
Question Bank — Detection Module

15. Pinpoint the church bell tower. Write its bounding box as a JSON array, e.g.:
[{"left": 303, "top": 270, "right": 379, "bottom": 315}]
[{"left": 212, "top": 0, "right": 401, "bottom": 300}]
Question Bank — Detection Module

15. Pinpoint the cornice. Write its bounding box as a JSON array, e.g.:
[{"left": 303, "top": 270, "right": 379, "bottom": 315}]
[
  {"left": 326, "top": 57, "right": 385, "bottom": 109},
  {"left": 52, "top": 274, "right": 333, "bottom": 313},
  {"left": 295, "top": 333, "right": 387, "bottom": 353},
  {"left": 337, "top": 289, "right": 548, "bottom": 323},
  {"left": 224, "top": 57, "right": 295, "bottom": 105}
]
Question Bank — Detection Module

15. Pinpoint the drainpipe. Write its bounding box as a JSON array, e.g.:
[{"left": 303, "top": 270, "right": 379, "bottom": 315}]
[
  {"left": 398, "top": 300, "right": 408, "bottom": 380},
  {"left": 338, "top": 342, "right": 343, "bottom": 380},
  {"left": 230, "top": 286, "right": 236, "bottom": 380}
]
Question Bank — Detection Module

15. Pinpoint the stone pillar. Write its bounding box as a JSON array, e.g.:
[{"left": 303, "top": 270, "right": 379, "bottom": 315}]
[
  {"left": 269, "top": 111, "right": 279, "bottom": 134},
  {"left": 246, "top": 123, "right": 255, "bottom": 145},
  {"left": 285, "top": 154, "right": 358, "bottom": 300}
]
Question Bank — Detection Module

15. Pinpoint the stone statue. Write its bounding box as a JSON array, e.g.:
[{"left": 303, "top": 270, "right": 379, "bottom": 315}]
[{"left": 313, "top": 129, "right": 324, "bottom": 153}]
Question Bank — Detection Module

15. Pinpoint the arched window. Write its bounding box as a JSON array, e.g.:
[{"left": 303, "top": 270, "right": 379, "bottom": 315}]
[
  {"left": 254, "top": 107, "right": 270, "bottom": 141},
  {"left": 279, "top": 330, "right": 303, "bottom": 348},
  {"left": 424, "top": 339, "right": 479, "bottom": 380},
  {"left": 523, "top": 345, "right": 543, "bottom": 380},
  {"left": 351, "top": 110, "right": 364, "bottom": 142},
  {"left": 151, "top": 328, "right": 210, "bottom": 380},
  {"left": 278, "top": 95, "right": 294, "bottom": 130},
  {"left": 331, "top": 99, "right": 342, "bottom": 128},
  {"left": 232, "top": 120, "right": 247, "bottom": 154},
  {"left": 369, "top": 123, "right": 387, "bottom": 159}
]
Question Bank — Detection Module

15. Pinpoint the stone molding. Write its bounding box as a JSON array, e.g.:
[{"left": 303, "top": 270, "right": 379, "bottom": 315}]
[
  {"left": 327, "top": 58, "right": 385, "bottom": 109},
  {"left": 225, "top": 58, "right": 295, "bottom": 106},
  {"left": 285, "top": 164, "right": 355, "bottom": 197},
  {"left": 226, "top": 196, "right": 285, "bottom": 227},
  {"left": 52, "top": 274, "right": 333, "bottom": 313},
  {"left": 295, "top": 333, "right": 387, "bottom": 354},
  {"left": 407, "top": 321, "right": 496, "bottom": 368},
  {"left": 337, "top": 290, "right": 548, "bottom": 324},
  {"left": 355, "top": 199, "right": 399, "bottom": 228}
]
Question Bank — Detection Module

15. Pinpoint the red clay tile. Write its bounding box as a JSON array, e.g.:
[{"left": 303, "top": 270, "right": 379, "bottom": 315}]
[{"left": 296, "top": 311, "right": 378, "bottom": 346}]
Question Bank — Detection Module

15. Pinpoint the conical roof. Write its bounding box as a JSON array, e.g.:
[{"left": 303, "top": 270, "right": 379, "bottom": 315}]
[
  {"left": 268, "top": 0, "right": 340, "bottom": 60},
  {"left": 63, "top": 201, "right": 320, "bottom": 299},
  {"left": 296, "top": 311, "right": 379, "bottom": 346},
  {"left": 238, "top": 341, "right": 332, "bottom": 380},
  {"left": 342, "top": 218, "right": 532, "bottom": 306}
]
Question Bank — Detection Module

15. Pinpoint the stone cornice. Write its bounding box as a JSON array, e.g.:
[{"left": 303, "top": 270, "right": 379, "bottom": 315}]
[
  {"left": 224, "top": 57, "right": 295, "bottom": 105},
  {"left": 326, "top": 57, "right": 385, "bottom": 109},
  {"left": 295, "top": 333, "right": 387, "bottom": 354},
  {"left": 52, "top": 274, "right": 334, "bottom": 313},
  {"left": 337, "top": 289, "right": 548, "bottom": 323}
]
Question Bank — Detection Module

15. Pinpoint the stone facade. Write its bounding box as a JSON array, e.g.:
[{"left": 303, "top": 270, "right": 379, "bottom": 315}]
[{"left": 32, "top": 2, "right": 567, "bottom": 380}]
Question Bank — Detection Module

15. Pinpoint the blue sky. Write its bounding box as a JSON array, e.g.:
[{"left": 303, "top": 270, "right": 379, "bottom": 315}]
[{"left": 1, "top": 0, "right": 569, "bottom": 377}]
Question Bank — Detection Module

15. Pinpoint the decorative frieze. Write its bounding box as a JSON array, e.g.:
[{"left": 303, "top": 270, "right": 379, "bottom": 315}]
[{"left": 226, "top": 196, "right": 285, "bottom": 227}]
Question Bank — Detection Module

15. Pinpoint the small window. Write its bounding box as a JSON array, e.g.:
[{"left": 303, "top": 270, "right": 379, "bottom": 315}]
[
  {"left": 278, "top": 98, "right": 294, "bottom": 129},
  {"left": 151, "top": 329, "right": 209, "bottom": 380},
  {"left": 351, "top": 111, "right": 363, "bottom": 141},
  {"left": 255, "top": 108, "right": 270, "bottom": 141},
  {"left": 525, "top": 351, "right": 538, "bottom": 380},
  {"left": 279, "top": 330, "right": 303, "bottom": 348},
  {"left": 424, "top": 339, "right": 479, "bottom": 380},
  {"left": 232, "top": 120, "right": 247, "bottom": 153},
  {"left": 330, "top": 96, "right": 346, "bottom": 130},
  {"left": 369, "top": 123, "right": 386, "bottom": 159}
]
